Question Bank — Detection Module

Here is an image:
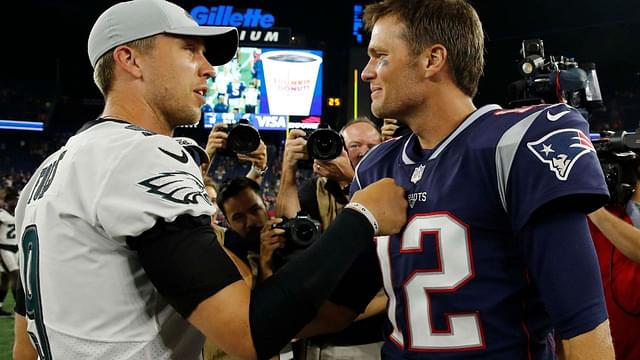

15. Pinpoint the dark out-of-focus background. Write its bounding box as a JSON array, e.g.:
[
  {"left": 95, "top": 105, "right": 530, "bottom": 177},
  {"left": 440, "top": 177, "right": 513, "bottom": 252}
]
[{"left": 0, "top": 0, "right": 638, "bottom": 181}]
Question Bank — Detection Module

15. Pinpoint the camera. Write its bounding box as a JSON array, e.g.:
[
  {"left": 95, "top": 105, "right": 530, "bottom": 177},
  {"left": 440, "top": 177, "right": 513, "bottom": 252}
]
[
  {"left": 591, "top": 131, "right": 640, "bottom": 205},
  {"left": 507, "top": 40, "right": 639, "bottom": 205},
  {"left": 507, "top": 39, "right": 604, "bottom": 116},
  {"left": 271, "top": 212, "right": 321, "bottom": 267},
  {"left": 220, "top": 118, "right": 261, "bottom": 154},
  {"left": 306, "top": 124, "right": 344, "bottom": 160}
]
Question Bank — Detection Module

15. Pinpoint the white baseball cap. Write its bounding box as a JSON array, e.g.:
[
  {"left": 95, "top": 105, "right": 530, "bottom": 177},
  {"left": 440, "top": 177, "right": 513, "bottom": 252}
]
[{"left": 88, "top": 0, "right": 238, "bottom": 68}]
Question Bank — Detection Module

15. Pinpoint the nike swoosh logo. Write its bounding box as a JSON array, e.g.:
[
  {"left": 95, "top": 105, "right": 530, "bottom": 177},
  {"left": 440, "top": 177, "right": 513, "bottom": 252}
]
[
  {"left": 158, "top": 147, "right": 189, "bottom": 164},
  {"left": 546, "top": 110, "right": 571, "bottom": 121}
]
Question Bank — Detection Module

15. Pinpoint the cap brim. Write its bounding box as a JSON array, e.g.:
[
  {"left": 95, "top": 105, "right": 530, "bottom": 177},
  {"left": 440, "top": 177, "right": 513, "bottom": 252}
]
[{"left": 168, "top": 26, "right": 238, "bottom": 66}]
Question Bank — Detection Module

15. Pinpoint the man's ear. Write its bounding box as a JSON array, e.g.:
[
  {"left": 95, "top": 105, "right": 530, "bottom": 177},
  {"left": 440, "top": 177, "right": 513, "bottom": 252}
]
[
  {"left": 112, "top": 45, "right": 143, "bottom": 78},
  {"left": 421, "top": 44, "right": 448, "bottom": 78}
]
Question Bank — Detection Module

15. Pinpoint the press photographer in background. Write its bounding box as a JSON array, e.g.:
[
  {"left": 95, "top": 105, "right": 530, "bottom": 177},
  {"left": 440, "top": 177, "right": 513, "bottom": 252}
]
[
  {"left": 204, "top": 120, "right": 268, "bottom": 184},
  {"left": 508, "top": 39, "right": 638, "bottom": 359},
  {"left": 277, "top": 118, "right": 381, "bottom": 228},
  {"left": 587, "top": 131, "right": 640, "bottom": 360},
  {"left": 276, "top": 118, "right": 387, "bottom": 359}
]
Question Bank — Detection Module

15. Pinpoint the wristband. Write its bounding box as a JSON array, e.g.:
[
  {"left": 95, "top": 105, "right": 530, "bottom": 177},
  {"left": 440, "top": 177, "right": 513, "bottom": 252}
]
[
  {"left": 251, "top": 164, "right": 268, "bottom": 176},
  {"left": 344, "top": 202, "right": 379, "bottom": 235}
]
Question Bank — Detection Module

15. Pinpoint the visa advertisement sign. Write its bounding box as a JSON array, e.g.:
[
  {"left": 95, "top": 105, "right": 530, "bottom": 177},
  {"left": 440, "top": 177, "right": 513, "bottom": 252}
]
[
  {"left": 191, "top": 5, "right": 275, "bottom": 28},
  {"left": 204, "top": 113, "right": 288, "bottom": 131}
]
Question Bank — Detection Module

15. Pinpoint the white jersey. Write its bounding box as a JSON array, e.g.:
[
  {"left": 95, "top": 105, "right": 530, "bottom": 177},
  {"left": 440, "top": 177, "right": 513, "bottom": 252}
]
[
  {"left": 0, "top": 208, "right": 17, "bottom": 272},
  {"left": 0, "top": 209, "right": 16, "bottom": 246},
  {"left": 15, "top": 120, "right": 214, "bottom": 359}
]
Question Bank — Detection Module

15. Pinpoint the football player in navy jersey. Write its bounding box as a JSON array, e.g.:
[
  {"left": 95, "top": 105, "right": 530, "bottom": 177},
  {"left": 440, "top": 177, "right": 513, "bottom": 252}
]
[{"left": 332, "top": 0, "right": 615, "bottom": 358}]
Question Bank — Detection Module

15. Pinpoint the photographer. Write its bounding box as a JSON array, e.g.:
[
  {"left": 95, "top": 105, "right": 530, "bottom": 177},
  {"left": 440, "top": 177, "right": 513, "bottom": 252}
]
[
  {"left": 276, "top": 118, "right": 385, "bottom": 359},
  {"left": 203, "top": 176, "right": 281, "bottom": 360},
  {"left": 277, "top": 118, "right": 382, "bottom": 228},
  {"left": 215, "top": 177, "right": 279, "bottom": 284},
  {"left": 588, "top": 176, "right": 640, "bottom": 360},
  {"left": 204, "top": 122, "right": 268, "bottom": 184}
]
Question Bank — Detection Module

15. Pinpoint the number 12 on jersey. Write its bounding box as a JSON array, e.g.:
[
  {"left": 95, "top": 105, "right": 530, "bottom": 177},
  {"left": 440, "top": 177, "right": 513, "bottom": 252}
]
[{"left": 376, "top": 213, "right": 485, "bottom": 351}]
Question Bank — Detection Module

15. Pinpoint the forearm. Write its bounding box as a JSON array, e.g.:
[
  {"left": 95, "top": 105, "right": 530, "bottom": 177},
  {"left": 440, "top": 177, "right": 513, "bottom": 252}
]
[
  {"left": 297, "top": 302, "right": 358, "bottom": 338},
  {"left": 275, "top": 165, "right": 301, "bottom": 218},
  {"left": 589, "top": 207, "right": 640, "bottom": 263},
  {"left": 355, "top": 290, "right": 387, "bottom": 321},
  {"left": 248, "top": 209, "right": 374, "bottom": 358},
  {"left": 558, "top": 320, "right": 614, "bottom": 360},
  {"left": 13, "top": 314, "right": 38, "bottom": 360},
  {"left": 246, "top": 166, "right": 264, "bottom": 185}
]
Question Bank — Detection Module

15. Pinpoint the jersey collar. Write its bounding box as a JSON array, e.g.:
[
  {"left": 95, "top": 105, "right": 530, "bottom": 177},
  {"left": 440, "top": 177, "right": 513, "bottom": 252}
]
[
  {"left": 401, "top": 104, "right": 502, "bottom": 165},
  {"left": 75, "top": 117, "right": 132, "bottom": 134}
]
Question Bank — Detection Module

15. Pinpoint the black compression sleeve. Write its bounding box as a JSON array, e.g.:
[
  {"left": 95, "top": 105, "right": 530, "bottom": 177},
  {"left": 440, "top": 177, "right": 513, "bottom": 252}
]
[
  {"left": 128, "top": 214, "right": 243, "bottom": 318},
  {"left": 328, "top": 242, "right": 382, "bottom": 313},
  {"left": 249, "top": 208, "right": 374, "bottom": 359},
  {"left": 15, "top": 277, "right": 26, "bottom": 316}
]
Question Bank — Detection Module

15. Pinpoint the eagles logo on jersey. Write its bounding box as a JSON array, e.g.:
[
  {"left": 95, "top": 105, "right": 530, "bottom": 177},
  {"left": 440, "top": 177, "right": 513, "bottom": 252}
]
[{"left": 138, "top": 170, "right": 212, "bottom": 206}]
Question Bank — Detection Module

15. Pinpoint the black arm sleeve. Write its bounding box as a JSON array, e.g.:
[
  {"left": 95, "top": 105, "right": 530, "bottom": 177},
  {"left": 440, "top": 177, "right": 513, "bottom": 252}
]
[
  {"left": 249, "top": 208, "right": 374, "bottom": 359},
  {"left": 328, "top": 241, "right": 382, "bottom": 313},
  {"left": 127, "top": 214, "right": 243, "bottom": 318},
  {"left": 15, "top": 276, "right": 26, "bottom": 316}
]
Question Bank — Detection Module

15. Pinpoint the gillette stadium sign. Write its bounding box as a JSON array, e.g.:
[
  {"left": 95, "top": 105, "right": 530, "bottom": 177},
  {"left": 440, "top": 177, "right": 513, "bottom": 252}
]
[
  {"left": 190, "top": 5, "right": 275, "bottom": 28},
  {"left": 190, "top": 5, "right": 289, "bottom": 45}
]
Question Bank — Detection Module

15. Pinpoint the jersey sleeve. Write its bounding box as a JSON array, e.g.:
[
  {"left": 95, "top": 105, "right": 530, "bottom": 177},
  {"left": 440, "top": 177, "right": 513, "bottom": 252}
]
[
  {"left": 504, "top": 104, "right": 609, "bottom": 231},
  {"left": 96, "top": 135, "right": 214, "bottom": 240},
  {"left": 519, "top": 210, "right": 608, "bottom": 339}
]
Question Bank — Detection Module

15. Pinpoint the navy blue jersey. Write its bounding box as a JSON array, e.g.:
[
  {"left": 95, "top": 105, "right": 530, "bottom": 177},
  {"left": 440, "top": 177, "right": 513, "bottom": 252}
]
[{"left": 351, "top": 104, "right": 609, "bottom": 359}]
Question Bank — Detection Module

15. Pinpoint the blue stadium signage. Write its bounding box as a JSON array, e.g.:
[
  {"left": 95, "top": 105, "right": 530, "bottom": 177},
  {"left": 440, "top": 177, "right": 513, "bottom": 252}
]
[
  {"left": 191, "top": 5, "right": 275, "bottom": 28},
  {"left": 0, "top": 120, "right": 43, "bottom": 132}
]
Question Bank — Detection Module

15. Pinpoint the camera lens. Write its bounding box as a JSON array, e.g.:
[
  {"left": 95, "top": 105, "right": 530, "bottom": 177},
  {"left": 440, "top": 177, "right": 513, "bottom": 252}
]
[
  {"left": 307, "top": 125, "right": 343, "bottom": 160},
  {"left": 227, "top": 120, "right": 261, "bottom": 154},
  {"left": 295, "top": 222, "right": 315, "bottom": 241}
]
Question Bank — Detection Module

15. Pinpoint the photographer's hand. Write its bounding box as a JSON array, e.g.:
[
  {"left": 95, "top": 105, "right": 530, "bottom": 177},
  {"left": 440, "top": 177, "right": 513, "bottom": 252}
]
[
  {"left": 381, "top": 118, "right": 400, "bottom": 141},
  {"left": 240, "top": 141, "right": 268, "bottom": 184},
  {"left": 205, "top": 123, "right": 228, "bottom": 160},
  {"left": 314, "top": 149, "right": 354, "bottom": 188},
  {"left": 238, "top": 141, "right": 267, "bottom": 170},
  {"left": 283, "top": 129, "right": 308, "bottom": 170},
  {"left": 259, "top": 218, "right": 286, "bottom": 280}
]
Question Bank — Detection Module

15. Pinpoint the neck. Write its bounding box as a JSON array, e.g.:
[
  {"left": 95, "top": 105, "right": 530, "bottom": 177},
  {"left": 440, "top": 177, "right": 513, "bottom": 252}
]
[
  {"left": 102, "top": 91, "right": 173, "bottom": 136},
  {"left": 406, "top": 86, "right": 476, "bottom": 150}
]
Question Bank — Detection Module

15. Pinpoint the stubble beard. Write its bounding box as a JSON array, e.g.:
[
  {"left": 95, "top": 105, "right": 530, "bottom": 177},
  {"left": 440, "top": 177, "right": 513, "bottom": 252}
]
[{"left": 167, "top": 101, "right": 201, "bottom": 128}]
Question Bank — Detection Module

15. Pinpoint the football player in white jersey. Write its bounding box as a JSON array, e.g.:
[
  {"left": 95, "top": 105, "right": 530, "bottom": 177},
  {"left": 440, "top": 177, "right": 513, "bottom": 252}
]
[
  {"left": 13, "top": 0, "right": 408, "bottom": 359},
  {"left": 0, "top": 188, "right": 18, "bottom": 316}
]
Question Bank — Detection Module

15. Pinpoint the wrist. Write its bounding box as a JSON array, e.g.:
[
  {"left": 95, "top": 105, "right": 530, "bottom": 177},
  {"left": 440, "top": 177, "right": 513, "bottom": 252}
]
[
  {"left": 344, "top": 202, "right": 379, "bottom": 235},
  {"left": 251, "top": 163, "right": 268, "bottom": 176}
]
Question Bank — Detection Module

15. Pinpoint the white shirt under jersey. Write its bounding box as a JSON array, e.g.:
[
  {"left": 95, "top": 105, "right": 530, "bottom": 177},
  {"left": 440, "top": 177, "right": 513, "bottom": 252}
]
[{"left": 15, "top": 120, "right": 214, "bottom": 359}]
